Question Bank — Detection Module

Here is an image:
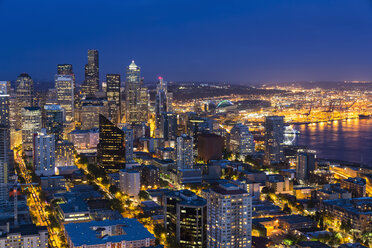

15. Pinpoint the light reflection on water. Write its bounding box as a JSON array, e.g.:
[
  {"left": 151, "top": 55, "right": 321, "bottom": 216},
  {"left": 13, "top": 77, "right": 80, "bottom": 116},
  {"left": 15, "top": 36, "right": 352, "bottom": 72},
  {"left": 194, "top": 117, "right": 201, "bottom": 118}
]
[{"left": 294, "top": 119, "right": 372, "bottom": 166}]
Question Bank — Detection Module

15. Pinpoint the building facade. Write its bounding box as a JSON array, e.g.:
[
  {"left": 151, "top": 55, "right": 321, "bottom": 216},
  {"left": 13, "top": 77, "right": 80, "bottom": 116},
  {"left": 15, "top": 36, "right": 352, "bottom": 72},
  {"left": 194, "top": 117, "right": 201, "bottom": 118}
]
[
  {"left": 34, "top": 129, "right": 55, "bottom": 176},
  {"left": 296, "top": 150, "right": 316, "bottom": 182},
  {"left": 106, "top": 74, "right": 121, "bottom": 124},
  {"left": 176, "top": 134, "right": 194, "bottom": 169},
  {"left": 97, "top": 115, "right": 125, "bottom": 169},
  {"left": 264, "top": 116, "right": 285, "bottom": 165},
  {"left": 55, "top": 140, "right": 75, "bottom": 167},
  {"left": 125, "top": 61, "right": 148, "bottom": 124},
  {"left": 15, "top": 73, "right": 34, "bottom": 129},
  {"left": 340, "top": 177, "right": 366, "bottom": 198},
  {"left": 159, "top": 112, "right": 178, "bottom": 141},
  {"left": 230, "top": 123, "right": 255, "bottom": 159},
  {"left": 204, "top": 183, "right": 252, "bottom": 248},
  {"left": 164, "top": 190, "right": 207, "bottom": 248},
  {"left": 21, "top": 107, "right": 42, "bottom": 152},
  {"left": 55, "top": 75, "right": 74, "bottom": 122},
  {"left": 44, "top": 104, "right": 64, "bottom": 141},
  {"left": 119, "top": 169, "right": 140, "bottom": 197},
  {"left": 0, "top": 224, "right": 48, "bottom": 248},
  {"left": 82, "top": 49, "right": 99, "bottom": 96}
]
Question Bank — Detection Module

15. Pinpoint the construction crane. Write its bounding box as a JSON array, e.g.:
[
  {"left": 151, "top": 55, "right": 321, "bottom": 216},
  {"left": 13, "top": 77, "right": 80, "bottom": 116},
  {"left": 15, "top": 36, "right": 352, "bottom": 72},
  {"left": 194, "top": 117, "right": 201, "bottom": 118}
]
[{"left": 1, "top": 175, "right": 38, "bottom": 226}]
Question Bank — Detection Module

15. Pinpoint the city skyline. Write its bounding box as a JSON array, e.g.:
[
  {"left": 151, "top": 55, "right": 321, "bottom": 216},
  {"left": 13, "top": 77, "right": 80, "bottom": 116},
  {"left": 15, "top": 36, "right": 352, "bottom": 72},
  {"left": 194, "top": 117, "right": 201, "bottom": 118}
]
[
  {"left": 0, "top": 2, "right": 371, "bottom": 248},
  {"left": 2, "top": 1, "right": 372, "bottom": 83}
]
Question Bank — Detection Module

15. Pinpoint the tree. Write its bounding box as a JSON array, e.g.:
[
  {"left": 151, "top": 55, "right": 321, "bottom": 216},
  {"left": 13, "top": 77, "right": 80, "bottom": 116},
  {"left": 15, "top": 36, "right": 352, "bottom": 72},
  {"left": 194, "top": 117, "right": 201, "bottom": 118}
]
[
  {"left": 341, "top": 219, "right": 352, "bottom": 233},
  {"left": 110, "top": 198, "right": 123, "bottom": 212},
  {"left": 154, "top": 224, "right": 166, "bottom": 238},
  {"left": 109, "top": 185, "right": 119, "bottom": 194},
  {"left": 222, "top": 149, "right": 232, "bottom": 160},
  {"left": 138, "top": 190, "right": 150, "bottom": 201},
  {"left": 283, "top": 203, "right": 292, "bottom": 214},
  {"left": 159, "top": 178, "right": 169, "bottom": 188},
  {"left": 261, "top": 186, "right": 274, "bottom": 194}
]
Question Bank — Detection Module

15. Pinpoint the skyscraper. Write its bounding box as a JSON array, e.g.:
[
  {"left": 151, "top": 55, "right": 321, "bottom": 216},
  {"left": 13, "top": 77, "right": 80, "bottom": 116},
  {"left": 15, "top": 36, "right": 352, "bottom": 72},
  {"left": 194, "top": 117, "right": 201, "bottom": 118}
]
[
  {"left": 97, "top": 115, "right": 125, "bottom": 170},
  {"left": 155, "top": 77, "right": 172, "bottom": 131},
  {"left": 230, "top": 123, "right": 255, "bottom": 159},
  {"left": 125, "top": 61, "right": 148, "bottom": 124},
  {"left": 83, "top": 49, "right": 99, "bottom": 95},
  {"left": 264, "top": 116, "right": 285, "bottom": 165},
  {"left": 164, "top": 190, "right": 207, "bottom": 248},
  {"left": 0, "top": 81, "right": 10, "bottom": 206},
  {"left": 57, "top": 64, "right": 73, "bottom": 75},
  {"left": 204, "top": 183, "right": 252, "bottom": 248},
  {"left": 176, "top": 134, "right": 194, "bottom": 169},
  {"left": 0, "top": 81, "right": 10, "bottom": 128},
  {"left": 159, "top": 112, "right": 178, "bottom": 141},
  {"left": 21, "top": 107, "right": 42, "bottom": 152},
  {"left": 296, "top": 150, "right": 316, "bottom": 182},
  {"left": 106, "top": 74, "right": 121, "bottom": 124},
  {"left": 80, "top": 97, "right": 108, "bottom": 130},
  {"left": 44, "top": 104, "right": 64, "bottom": 142},
  {"left": 15, "top": 73, "right": 34, "bottom": 129},
  {"left": 34, "top": 129, "right": 55, "bottom": 176},
  {"left": 122, "top": 126, "right": 134, "bottom": 162},
  {"left": 55, "top": 75, "right": 74, "bottom": 122},
  {"left": 0, "top": 126, "right": 9, "bottom": 206}
]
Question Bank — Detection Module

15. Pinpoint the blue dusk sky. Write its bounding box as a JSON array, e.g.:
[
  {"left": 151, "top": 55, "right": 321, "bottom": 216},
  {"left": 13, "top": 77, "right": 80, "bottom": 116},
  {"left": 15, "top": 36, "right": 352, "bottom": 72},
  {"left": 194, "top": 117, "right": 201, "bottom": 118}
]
[{"left": 1, "top": 0, "right": 372, "bottom": 84}]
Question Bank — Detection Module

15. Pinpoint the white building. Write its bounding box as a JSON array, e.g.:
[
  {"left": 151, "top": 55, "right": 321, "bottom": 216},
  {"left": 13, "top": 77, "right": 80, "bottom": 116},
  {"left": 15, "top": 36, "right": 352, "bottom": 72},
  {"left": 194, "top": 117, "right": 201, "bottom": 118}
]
[
  {"left": 68, "top": 128, "right": 99, "bottom": 153},
  {"left": 204, "top": 183, "right": 252, "bottom": 248},
  {"left": 34, "top": 129, "right": 55, "bottom": 176},
  {"left": 0, "top": 224, "right": 48, "bottom": 248},
  {"left": 119, "top": 169, "right": 140, "bottom": 197},
  {"left": 176, "top": 134, "right": 193, "bottom": 169},
  {"left": 55, "top": 75, "right": 74, "bottom": 122},
  {"left": 230, "top": 123, "right": 255, "bottom": 159}
]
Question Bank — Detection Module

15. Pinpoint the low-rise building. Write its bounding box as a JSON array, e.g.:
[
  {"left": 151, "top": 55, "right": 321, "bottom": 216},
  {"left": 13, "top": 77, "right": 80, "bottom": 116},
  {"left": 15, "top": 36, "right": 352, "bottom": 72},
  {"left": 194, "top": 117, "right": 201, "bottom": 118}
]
[
  {"left": 57, "top": 198, "right": 91, "bottom": 223},
  {"left": 140, "top": 200, "right": 164, "bottom": 223},
  {"left": 266, "top": 174, "right": 293, "bottom": 194},
  {"left": 296, "top": 241, "right": 331, "bottom": 248},
  {"left": 64, "top": 219, "right": 156, "bottom": 248},
  {"left": 108, "top": 173, "right": 120, "bottom": 188},
  {"left": 119, "top": 169, "right": 141, "bottom": 197},
  {"left": 40, "top": 176, "right": 66, "bottom": 192},
  {"left": 68, "top": 128, "right": 99, "bottom": 153},
  {"left": 340, "top": 177, "right": 366, "bottom": 198},
  {"left": 0, "top": 224, "right": 48, "bottom": 248},
  {"left": 171, "top": 168, "right": 203, "bottom": 186},
  {"left": 321, "top": 197, "right": 372, "bottom": 232},
  {"left": 141, "top": 164, "right": 160, "bottom": 189},
  {"left": 294, "top": 186, "right": 315, "bottom": 200},
  {"left": 315, "top": 184, "right": 352, "bottom": 201}
]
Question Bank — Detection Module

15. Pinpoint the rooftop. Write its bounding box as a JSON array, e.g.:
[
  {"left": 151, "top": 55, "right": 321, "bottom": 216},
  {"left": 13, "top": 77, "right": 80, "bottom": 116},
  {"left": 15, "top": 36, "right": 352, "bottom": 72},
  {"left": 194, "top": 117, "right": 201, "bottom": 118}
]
[
  {"left": 1, "top": 224, "right": 47, "bottom": 237},
  {"left": 343, "top": 177, "right": 366, "bottom": 186},
  {"left": 211, "top": 183, "right": 248, "bottom": 195},
  {"left": 64, "top": 219, "right": 154, "bottom": 246},
  {"left": 297, "top": 241, "right": 331, "bottom": 248}
]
